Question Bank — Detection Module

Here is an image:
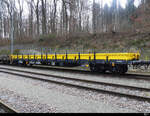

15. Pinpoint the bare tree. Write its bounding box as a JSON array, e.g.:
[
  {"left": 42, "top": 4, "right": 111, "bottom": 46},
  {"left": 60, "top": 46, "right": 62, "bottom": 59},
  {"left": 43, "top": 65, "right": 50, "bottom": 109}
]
[
  {"left": 0, "top": 0, "right": 145, "bottom": 43},
  {"left": 35, "top": 0, "right": 40, "bottom": 35},
  {"left": 27, "top": 0, "right": 34, "bottom": 37},
  {"left": 0, "top": 0, "right": 4, "bottom": 38},
  {"left": 92, "top": 0, "right": 96, "bottom": 33},
  {"left": 3, "top": 0, "right": 16, "bottom": 54},
  {"left": 51, "top": 0, "right": 57, "bottom": 34},
  {"left": 62, "top": 0, "right": 69, "bottom": 35},
  {"left": 41, "top": 0, "right": 47, "bottom": 35},
  {"left": 18, "top": 0, "right": 24, "bottom": 37}
]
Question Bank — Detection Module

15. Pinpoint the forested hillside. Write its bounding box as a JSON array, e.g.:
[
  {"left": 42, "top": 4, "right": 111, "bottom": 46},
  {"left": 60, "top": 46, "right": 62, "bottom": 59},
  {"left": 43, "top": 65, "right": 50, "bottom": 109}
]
[{"left": 0, "top": 0, "right": 150, "bottom": 58}]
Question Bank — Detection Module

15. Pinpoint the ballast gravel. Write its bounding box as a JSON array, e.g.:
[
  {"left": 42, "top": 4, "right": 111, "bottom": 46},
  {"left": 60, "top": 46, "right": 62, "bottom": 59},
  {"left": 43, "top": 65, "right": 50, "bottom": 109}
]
[
  {"left": 1, "top": 68, "right": 150, "bottom": 98},
  {"left": 0, "top": 73, "right": 150, "bottom": 112},
  {"left": 0, "top": 88, "right": 58, "bottom": 113},
  {"left": 0, "top": 73, "right": 136, "bottom": 113},
  {"left": 0, "top": 108, "right": 5, "bottom": 113},
  {"left": 1, "top": 65, "right": 150, "bottom": 89}
]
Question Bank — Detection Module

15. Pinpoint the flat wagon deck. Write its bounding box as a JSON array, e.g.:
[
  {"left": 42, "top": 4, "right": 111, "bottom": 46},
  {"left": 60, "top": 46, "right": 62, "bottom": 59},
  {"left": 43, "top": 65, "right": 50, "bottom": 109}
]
[
  {"left": 0, "top": 52, "right": 149, "bottom": 74},
  {"left": 11, "top": 53, "right": 140, "bottom": 61},
  {"left": 8, "top": 52, "right": 142, "bottom": 73}
]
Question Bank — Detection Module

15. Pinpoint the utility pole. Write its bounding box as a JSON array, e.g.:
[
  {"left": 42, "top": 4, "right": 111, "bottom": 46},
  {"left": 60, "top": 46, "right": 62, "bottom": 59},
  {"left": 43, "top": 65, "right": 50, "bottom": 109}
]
[
  {"left": 10, "top": 6, "right": 14, "bottom": 55},
  {"left": 3, "top": 0, "right": 15, "bottom": 55},
  {"left": 10, "top": 0, "right": 15, "bottom": 55}
]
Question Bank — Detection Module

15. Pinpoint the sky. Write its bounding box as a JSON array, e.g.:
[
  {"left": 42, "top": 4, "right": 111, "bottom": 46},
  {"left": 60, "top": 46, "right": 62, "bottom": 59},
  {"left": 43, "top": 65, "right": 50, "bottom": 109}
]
[{"left": 95, "top": 0, "right": 141, "bottom": 8}]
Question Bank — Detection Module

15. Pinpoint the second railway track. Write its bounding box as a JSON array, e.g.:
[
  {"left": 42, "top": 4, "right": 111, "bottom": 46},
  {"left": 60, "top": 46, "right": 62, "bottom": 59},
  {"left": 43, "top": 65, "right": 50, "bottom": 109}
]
[
  {"left": 0, "top": 67, "right": 150, "bottom": 102},
  {"left": 0, "top": 100, "right": 18, "bottom": 113},
  {"left": 2, "top": 64, "right": 150, "bottom": 81}
]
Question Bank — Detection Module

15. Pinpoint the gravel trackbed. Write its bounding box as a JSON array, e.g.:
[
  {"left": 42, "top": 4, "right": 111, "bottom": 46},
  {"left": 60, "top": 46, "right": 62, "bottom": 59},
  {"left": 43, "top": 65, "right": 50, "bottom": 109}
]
[{"left": 0, "top": 73, "right": 136, "bottom": 113}]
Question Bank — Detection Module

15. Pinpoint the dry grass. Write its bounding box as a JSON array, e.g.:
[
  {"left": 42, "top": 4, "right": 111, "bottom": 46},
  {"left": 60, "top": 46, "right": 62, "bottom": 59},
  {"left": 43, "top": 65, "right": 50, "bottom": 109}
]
[{"left": 0, "top": 31, "right": 150, "bottom": 59}]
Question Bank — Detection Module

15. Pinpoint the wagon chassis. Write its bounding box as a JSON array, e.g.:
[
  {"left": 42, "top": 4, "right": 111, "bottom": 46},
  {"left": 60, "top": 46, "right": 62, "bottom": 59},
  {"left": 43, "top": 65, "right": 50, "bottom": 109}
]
[{"left": 0, "top": 52, "right": 150, "bottom": 74}]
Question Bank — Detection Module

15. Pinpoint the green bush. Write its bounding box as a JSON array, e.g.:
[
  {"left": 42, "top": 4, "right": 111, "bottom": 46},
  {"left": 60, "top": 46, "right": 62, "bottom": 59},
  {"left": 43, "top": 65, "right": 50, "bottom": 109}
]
[
  {"left": 13, "top": 49, "right": 20, "bottom": 55},
  {"left": 130, "top": 39, "right": 145, "bottom": 47},
  {"left": 38, "top": 34, "right": 57, "bottom": 42},
  {"left": 0, "top": 49, "right": 10, "bottom": 55}
]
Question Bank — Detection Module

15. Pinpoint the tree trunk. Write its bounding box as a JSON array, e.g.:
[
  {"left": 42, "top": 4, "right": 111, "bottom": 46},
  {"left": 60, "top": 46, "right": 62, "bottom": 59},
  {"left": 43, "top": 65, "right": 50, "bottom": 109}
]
[{"left": 41, "top": 0, "right": 47, "bottom": 35}]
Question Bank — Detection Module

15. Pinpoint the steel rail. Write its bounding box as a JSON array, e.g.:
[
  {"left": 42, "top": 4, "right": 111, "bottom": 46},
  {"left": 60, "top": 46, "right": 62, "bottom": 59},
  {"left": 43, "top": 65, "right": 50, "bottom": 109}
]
[
  {"left": 0, "top": 68, "right": 150, "bottom": 102},
  {"left": 0, "top": 100, "right": 18, "bottom": 113},
  {"left": 1, "top": 64, "right": 150, "bottom": 81},
  {"left": 32, "top": 65, "right": 150, "bottom": 80},
  {"left": 0, "top": 67, "right": 150, "bottom": 92}
]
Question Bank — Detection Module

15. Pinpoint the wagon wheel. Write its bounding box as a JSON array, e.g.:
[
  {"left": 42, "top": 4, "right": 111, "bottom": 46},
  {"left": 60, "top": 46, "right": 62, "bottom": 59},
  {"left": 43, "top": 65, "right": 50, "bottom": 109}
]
[{"left": 90, "top": 65, "right": 98, "bottom": 72}]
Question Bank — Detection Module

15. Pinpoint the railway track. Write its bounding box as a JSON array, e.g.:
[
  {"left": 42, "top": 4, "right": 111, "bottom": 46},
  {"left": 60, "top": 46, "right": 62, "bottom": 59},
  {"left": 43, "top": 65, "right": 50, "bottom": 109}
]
[
  {"left": 0, "top": 100, "right": 18, "bottom": 113},
  {"left": 33, "top": 65, "right": 150, "bottom": 81},
  {"left": 1, "top": 64, "right": 150, "bottom": 81},
  {"left": 0, "top": 67, "right": 150, "bottom": 102}
]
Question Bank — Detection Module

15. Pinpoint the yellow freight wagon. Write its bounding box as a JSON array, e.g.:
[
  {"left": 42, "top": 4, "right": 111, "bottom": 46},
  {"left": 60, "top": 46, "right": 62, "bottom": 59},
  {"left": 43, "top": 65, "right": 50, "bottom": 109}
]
[
  {"left": 8, "top": 52, "right": 141, "bottom": 74},
  {"left": 10, "top": 52, "right": 140, "bottom": 61}
]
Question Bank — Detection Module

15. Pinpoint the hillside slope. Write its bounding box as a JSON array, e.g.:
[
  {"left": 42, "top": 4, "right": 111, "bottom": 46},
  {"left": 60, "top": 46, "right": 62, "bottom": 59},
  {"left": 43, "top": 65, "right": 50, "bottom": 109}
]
[{"left": 0, "top": 31, "right": 150, "bottom": 60}]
